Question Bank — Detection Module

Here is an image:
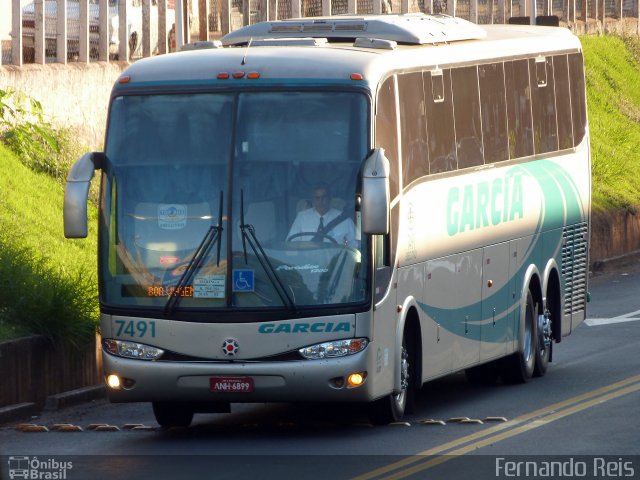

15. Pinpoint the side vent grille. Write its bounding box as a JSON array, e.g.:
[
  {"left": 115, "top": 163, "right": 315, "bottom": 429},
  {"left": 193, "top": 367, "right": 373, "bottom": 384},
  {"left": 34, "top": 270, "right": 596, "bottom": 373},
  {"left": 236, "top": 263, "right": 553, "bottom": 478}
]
[
  {"left": 271, "top": 24, "right": 303, "bottom": 33},
  {"left": 303, "top": 24, "right": 334, "bottom": 32},
  {"left": 562, "top": 223, "right": 588, "bottom": 316},
  {"left": 335, "top": 23, "right": 367, "bottom": 31}
]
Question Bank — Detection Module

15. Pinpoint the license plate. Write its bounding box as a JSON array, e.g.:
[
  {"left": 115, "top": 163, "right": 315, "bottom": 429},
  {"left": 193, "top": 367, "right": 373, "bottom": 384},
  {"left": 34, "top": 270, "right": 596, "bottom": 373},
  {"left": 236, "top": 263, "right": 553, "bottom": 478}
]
[{"left": 209, "top": 376, "right": 254, "bottom": 393}]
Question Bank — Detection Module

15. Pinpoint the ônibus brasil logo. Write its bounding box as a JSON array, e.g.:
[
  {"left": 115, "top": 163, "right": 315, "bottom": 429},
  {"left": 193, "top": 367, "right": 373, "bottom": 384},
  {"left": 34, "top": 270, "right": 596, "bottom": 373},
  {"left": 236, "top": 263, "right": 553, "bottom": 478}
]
[{"left": 7, "top": 456, "right": 73, "bottom": 479}]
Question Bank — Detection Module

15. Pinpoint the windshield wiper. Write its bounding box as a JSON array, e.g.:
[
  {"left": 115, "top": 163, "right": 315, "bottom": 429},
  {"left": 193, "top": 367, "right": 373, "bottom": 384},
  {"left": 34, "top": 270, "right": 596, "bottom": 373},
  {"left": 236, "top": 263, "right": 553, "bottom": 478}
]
[
  {"left": 239, "top": 189, "right": 295, "bottom": 311},
  {"left": 164, "top": 191, "right": 224, "bottom": 317}
]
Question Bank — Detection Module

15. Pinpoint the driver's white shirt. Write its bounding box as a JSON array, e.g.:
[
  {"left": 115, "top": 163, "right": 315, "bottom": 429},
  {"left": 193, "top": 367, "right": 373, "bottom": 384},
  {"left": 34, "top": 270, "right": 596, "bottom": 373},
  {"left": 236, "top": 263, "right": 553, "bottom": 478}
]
[{"left": 288, "top": 207, "right": 356, "bottom": 246}]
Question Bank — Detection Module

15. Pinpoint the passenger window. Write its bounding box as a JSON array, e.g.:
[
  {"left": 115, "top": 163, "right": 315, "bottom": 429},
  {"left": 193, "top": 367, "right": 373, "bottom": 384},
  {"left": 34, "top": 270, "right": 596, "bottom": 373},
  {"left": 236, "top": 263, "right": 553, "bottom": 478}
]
[
  {"left": 398, "top": 72, "right": 429, "bottom": 185},
  {"left": 479, "top": 63, "right": 509, "bottom": 163},
  {"left": 530, "top": 57, "right": 559, "bottom": 154},
  {"left": 553, "top": 54, "right": 574, "bottom": 150},
  {"left": 505, "top": 59, "right": 534, "bottom": 159},
  {"left": 568, "top": 53, "right": 587, "bottom": 147},
  {"left": 376, "top": 76, "right": 400, "bottom": 199},
  {"left": 424, "top": 69, "right": 456, "bottom": 174},
  {"left": 452, "top": 66, "right": 484, "bottom": 169}
]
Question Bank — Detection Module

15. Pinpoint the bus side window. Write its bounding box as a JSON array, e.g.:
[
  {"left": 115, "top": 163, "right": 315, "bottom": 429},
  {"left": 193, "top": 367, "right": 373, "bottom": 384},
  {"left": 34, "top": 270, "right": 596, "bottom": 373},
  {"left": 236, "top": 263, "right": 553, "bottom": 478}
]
[
  {"left": 568, "top": 52, "right": 587, "bottom": 146},
  {"left": 424, "top": 69, "right": 456, "bottom": 174},
  {"left": 530, "top": 57, "right": 559, "bottom": 154},
  {"left": 398, "top": 71, "right": 429, "bottom": 184},
  {"left": 553, "top": 54, "right": 574, "bottom": 150},
  {"left": 479, "top": 63, "right": 509, "bottom": 163},
  {"left": 505, "top": 59, "right": 534, "bottom": 159},
  {"left": 452, "top": 65, "right": 484, "bottom": 169},
  {"left": 376, "top": 76, "right": 401, "bottom": 271},
  {"left": 375, "top": 234, "right": 390, "bottom": 268},
  {"left": 375, "top": 76, "right": 400, "bottom": 200}
]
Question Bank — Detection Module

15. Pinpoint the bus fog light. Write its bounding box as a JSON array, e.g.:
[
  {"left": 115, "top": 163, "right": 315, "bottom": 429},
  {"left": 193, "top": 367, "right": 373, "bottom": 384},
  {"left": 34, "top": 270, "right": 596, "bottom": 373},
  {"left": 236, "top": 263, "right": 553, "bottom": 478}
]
[
  {"left": 299, "top": 338, "right": 368, "bottom": 360},
  {"left": 103, "top": 339, "right": 164, "bottom": 360},
  {"left": 107, "top": 374, "right": 121, "bottom": 389},
  {"left": 347, "top": 372, "right": 367, "bottom": 388}
]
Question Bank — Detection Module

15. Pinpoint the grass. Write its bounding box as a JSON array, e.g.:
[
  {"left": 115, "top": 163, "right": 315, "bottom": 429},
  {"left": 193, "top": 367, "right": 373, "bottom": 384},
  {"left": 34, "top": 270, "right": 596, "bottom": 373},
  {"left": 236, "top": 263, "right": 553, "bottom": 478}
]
[
  {"left": 582, "top": 35, "right": 640, "bottom": 212},
  {"left": 0, "top": 142, "right": 99, "bottom": 345}
]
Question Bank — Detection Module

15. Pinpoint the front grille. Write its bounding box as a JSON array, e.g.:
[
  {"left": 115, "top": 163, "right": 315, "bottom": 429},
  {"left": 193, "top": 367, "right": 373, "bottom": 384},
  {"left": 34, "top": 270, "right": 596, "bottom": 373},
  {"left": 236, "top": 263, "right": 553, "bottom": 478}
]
[
  {"left": 159, "top": 350, "right": 304, "bottom": 362},
  {"left": 561, "top": 222, "right": 589, "bottom": 316}
]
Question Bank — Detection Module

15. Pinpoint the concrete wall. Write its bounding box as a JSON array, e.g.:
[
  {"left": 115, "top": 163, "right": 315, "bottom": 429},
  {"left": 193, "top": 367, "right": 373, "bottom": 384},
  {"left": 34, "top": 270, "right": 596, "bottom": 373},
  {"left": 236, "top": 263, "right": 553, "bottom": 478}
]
[
  {"left": 0, "top": 334, "right": 102, "bottom": 409},
  {"left": 0, "top": 62, "right": 128, "bottom": 149},
  {"left": 591, "top": 207, "right": 640, "bottom": 267}
]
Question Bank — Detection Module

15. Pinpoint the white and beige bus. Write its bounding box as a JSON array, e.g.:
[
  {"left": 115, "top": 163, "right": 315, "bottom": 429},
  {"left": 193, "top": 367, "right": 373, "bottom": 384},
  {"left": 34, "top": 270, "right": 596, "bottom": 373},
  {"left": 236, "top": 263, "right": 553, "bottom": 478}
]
[{"left": 64, "top": 13, "right": 590, "bottom": 427}]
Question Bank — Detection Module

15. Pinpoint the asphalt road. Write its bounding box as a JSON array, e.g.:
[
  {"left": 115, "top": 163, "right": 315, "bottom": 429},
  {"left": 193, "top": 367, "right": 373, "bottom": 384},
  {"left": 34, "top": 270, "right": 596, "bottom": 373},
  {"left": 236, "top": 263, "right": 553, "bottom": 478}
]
[{"left": 1, "top": 265, "right": 639, "bottom": 480}]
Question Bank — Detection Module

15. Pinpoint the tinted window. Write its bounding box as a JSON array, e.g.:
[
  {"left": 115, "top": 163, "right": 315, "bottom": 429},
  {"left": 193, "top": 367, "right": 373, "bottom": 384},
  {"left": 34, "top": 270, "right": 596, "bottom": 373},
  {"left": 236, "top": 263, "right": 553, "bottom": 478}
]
[
  {"left": 553, "top": 54, "right": 574, "bottom": 150},
  {"left": 530, "top": 57, "right": 559, "bottom": 154},
  {"left": 424, "top": 69, "right": 456, "bottom": 173},
  {"left": 505, "top": 59, "right": 534, "bottom": 159},
  {"left": 398, "top": 72, "right": 429, "bottom": 185},
  {"left": 452, "top": 65, "right": 484, "bottom": 169},
  {"left": 569, "top": 52, "right": 587, "bottom": 146},
  {"left": 479, "top": 63, "right": 509, "bottom": 163},
  {"left": 376, "top": 76, "right": 400, "bottom": 199}
]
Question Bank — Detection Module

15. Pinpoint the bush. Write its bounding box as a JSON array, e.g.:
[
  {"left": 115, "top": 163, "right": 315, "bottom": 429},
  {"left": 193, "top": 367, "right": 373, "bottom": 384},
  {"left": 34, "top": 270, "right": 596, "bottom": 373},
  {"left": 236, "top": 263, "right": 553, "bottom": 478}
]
[
  {"left": 0, "top": 142, "right": 99, "bottom": 346},
  {"left": 0, "top": 232, "right": 98, "bottom": 347},
  {"left": 0, "top": 88, "right": 96, "bottom": 203}
]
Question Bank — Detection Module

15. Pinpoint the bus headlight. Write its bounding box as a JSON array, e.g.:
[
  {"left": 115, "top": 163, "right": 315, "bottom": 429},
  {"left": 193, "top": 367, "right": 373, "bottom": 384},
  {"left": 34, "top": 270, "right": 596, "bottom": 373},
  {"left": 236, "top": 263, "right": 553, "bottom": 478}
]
[
  {"left": 299, "top": 338, "right": 368, "bottom": 360},
  {"left": 103, "top": 339, "right": 164, "bottom": 360}
]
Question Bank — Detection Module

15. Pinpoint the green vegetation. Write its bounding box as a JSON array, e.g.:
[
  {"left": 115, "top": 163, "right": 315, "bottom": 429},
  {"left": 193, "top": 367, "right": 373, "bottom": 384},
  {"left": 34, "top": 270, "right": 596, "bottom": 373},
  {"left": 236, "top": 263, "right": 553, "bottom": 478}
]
[
  {"left": 0, "top": 136, "right": 99, "bottom": 345},
  {"left": 1, "top": 34, "right": 640, "bottom": 342},
  {"left": 582, "top": 35, "right": 640, "bottom": 211}
]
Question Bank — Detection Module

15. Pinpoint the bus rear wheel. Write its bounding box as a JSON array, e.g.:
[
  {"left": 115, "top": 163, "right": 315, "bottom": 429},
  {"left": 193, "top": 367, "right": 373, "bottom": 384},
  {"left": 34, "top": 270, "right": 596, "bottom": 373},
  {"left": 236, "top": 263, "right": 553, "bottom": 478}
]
[
  {"left": 533, "top": 307, "right": 551, "bottom": 377},
  {"left": 501, "top": 290, "right": 537, "bottom": 384},
  {"left": 152, "top": 402, "right": 194, "bottom": 428}
]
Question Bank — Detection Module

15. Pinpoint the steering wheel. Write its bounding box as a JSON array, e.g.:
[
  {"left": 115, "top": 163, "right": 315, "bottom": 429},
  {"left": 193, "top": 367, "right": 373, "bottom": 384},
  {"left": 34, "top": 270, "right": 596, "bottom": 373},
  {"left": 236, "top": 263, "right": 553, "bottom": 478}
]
[{"left": 286, "top": 232, "right": 339, "bottom": 244}]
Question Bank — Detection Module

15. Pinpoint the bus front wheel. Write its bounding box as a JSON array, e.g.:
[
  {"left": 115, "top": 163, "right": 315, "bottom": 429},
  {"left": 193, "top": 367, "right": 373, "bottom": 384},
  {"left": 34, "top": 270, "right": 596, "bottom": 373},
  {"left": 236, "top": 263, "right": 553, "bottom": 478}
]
[
  {"left": 368, "top": 334, "right": 413, "bottom": 425},
  {"left": 152, "top": 401, "right": 194, "bottom": 428}
]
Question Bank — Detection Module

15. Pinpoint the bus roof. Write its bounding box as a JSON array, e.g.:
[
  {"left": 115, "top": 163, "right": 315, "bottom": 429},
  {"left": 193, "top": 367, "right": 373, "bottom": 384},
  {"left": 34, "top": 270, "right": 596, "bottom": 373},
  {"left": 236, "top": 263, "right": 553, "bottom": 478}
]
[{"left": 118, "top": 15, "right": 582, "bottom": 90}]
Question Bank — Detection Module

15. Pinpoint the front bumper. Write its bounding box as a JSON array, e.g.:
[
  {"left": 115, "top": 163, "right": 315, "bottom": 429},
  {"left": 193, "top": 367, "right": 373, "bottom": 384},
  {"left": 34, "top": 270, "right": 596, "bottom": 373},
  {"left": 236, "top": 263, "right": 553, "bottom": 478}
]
[{"left": 103, "top": 346, "right": 378, "bottom": 403}]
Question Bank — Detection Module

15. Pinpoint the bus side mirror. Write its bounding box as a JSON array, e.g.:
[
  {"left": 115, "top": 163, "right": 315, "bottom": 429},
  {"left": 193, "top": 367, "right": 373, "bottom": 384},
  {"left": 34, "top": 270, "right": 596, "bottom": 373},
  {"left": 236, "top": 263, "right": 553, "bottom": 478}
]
[
  {"left": 64, "top": 152, "right": 103, "bottom": 238},
  {"left": 361, "top": 148, "right": 390, "bottom": 235}
]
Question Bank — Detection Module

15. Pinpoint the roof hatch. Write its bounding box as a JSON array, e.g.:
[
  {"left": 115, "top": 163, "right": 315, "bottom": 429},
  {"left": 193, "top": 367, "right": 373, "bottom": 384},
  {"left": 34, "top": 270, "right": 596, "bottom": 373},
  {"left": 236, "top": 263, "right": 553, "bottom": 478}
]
[{"left": 222, "top": 13, "right": 486, "bottom": 46}]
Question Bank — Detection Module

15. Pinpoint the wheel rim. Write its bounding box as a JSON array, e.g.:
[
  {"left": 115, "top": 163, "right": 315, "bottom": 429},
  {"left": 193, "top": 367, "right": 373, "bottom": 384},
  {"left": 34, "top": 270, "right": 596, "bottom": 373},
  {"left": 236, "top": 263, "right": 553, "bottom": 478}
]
[
  {"left": 393, "top": 346, "right": 409, "bottom": 410},
  {"left": 523, "top": 302, "right": 534, "bottom": 364},
  {"left": 538, "top": 311, "right": 552, "bottom": 356}
]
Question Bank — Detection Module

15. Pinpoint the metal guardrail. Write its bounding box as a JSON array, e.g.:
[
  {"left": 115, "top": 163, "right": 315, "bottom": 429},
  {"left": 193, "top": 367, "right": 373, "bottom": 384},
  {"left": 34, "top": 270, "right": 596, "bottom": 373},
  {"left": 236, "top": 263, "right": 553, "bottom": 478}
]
[{"left": 1, "top": 0, "right": 639, "bottom": 66}]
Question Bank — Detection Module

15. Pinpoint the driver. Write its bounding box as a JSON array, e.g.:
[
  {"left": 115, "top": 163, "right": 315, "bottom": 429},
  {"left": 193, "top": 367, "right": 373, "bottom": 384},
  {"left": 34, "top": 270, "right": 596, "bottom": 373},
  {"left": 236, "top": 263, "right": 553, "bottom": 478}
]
[{"left": 287, "top": 183, "right": 356, "bottom": 246}]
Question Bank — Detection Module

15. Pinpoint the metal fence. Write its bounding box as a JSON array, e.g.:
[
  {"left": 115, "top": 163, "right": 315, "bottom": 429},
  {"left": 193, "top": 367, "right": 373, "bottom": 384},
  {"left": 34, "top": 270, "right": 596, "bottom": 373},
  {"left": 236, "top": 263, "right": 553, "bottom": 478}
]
[{"left": 2, "top": 0, "right": 639, "bottom": 65}]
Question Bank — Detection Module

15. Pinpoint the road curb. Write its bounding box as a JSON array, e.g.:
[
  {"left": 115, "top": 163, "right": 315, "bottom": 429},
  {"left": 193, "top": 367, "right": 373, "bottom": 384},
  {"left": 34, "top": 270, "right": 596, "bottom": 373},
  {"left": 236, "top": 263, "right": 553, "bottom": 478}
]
[
  {"left": 0, "top": 402, "right": 39, "bottom": 425},
  {"left": 43, "top": 385, "right": 106, "bottom": 412},
  {"left": 0, "top": 385, "right": 105, "bottom": 425}
]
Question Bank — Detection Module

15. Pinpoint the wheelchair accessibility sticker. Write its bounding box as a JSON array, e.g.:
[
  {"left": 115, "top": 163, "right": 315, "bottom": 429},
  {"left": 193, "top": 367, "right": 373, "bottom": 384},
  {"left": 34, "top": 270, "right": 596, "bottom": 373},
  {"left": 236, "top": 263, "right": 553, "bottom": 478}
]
[{"left": 233, "top": 269, "right": 255, "bottom": 292}]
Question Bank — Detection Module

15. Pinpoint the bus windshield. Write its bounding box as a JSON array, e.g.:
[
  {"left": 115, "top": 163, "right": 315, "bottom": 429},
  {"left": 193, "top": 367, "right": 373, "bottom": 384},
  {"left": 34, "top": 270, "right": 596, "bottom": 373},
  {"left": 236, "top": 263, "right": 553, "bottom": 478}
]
[{"left": 100, "top": 90, "right": 370, "bottom": 312}]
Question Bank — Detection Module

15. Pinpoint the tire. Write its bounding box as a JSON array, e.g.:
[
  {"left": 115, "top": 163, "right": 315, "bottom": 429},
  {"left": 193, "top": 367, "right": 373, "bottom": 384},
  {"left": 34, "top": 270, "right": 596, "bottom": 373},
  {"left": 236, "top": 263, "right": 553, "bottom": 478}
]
[
  {"left": 368, "top": 334, "right": 413, "bottom": 425},
  {"left": 500, "top": 290, "right": 537, "bottom": 384},
  {"left": 533, "top": 306, "right": 551, "bottom": 377},
  {"left": 152, "top": 402, "right": 194, "bottom": 428}
]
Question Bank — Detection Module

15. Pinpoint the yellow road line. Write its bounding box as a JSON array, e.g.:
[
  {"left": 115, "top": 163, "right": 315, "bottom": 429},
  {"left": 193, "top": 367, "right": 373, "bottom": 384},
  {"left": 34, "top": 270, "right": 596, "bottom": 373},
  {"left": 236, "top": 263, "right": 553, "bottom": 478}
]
[
  {"left": 351, "top": 374, "right": 640, "bottom": 480},
  {"left": 384, "top": 381, "right": 640, "bottom": 480}
]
